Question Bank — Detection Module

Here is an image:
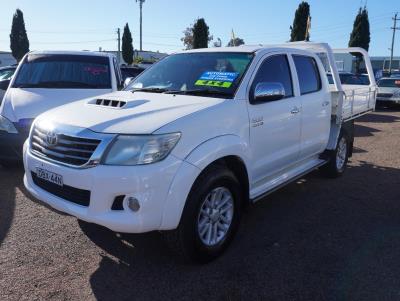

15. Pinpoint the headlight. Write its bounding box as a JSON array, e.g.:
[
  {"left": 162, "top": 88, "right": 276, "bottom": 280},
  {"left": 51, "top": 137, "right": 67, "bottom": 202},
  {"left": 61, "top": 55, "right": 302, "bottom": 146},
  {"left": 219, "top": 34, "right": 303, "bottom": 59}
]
[
  {"left": 103, "top": 133, "right": 181, "bottom": 166},
  {"left": 0, "top": 115, "right": 18, "bottom": 134}
]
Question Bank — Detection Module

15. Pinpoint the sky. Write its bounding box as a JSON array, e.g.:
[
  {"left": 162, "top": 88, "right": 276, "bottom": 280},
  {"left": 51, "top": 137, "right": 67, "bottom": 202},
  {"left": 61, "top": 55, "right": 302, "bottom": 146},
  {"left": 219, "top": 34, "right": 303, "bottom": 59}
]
[{"left": 0, "top": 0, "right": 399, "bottom": 56}]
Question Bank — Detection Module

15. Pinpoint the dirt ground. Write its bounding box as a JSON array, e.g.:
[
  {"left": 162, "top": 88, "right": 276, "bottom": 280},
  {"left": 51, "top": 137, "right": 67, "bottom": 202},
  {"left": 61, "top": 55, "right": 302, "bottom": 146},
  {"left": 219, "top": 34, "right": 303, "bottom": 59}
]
[{"left": 0, "top": 109, "right": 399, "bottom": 301}]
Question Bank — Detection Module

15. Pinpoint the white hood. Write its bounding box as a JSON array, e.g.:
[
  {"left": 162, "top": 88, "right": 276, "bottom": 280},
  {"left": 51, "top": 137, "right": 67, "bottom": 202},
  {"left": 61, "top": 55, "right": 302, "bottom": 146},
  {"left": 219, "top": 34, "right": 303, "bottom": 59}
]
[
  {"left": 0, "top": 88, "right": 112, "bottom": 122},
  {"left": 37, "top": 91, "right": 225, "bottom": 134}
]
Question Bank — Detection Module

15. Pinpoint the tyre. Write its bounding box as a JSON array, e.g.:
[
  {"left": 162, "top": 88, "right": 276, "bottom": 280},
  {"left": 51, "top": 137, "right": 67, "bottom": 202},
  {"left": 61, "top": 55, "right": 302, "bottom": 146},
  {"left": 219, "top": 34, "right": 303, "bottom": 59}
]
[
  {"left": 164, "top": 165, "right": 243, "bottom": 263},
  {"left": 320, "top": 132, "right": 349, "bottom": 178}
]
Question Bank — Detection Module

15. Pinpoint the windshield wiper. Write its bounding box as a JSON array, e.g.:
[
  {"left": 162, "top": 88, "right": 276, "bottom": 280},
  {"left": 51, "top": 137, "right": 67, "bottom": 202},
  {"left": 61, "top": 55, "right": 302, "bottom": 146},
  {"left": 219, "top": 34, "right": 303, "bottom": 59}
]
[
  {"left": 164, "top": 88, "right": 232, "bottom": 97},
  {"left": 131, "top": 87, "right": 169, "bottom": 93}
]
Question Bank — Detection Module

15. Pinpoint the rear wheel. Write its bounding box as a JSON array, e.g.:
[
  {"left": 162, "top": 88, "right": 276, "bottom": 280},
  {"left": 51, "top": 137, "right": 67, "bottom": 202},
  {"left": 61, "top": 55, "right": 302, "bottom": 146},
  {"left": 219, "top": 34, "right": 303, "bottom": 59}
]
[
  {"left": 320, "top": 132, "right": 349, "bottom": 178},
  {"left": 164, "top": 165, "right": 242, "bottom": 263}
]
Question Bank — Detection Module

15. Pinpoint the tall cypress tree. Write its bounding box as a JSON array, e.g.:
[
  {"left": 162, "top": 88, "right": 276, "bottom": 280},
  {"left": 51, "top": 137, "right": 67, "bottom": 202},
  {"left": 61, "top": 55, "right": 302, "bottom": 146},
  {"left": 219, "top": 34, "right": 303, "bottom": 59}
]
[
  {"left": 122, "top": 23, "right": 134, "bottom": 65},
  {"left": 348, "top": 7, "right": 370, "bottom": 73},
  {"left": 290, "top": 2, "right": 311, "bottom": 42},
  {"left": 193, "top": 18, "right": 210, "bottom": 49},
  {"left": 10, "top": 9, "right": 30, "bottom": 62}
]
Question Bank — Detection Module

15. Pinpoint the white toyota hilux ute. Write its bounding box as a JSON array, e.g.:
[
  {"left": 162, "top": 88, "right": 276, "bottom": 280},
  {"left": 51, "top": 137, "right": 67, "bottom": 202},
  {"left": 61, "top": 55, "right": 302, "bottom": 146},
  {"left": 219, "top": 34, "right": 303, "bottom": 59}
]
[{"left": 23, "top": 43, "right": 377, "bottom": 262}]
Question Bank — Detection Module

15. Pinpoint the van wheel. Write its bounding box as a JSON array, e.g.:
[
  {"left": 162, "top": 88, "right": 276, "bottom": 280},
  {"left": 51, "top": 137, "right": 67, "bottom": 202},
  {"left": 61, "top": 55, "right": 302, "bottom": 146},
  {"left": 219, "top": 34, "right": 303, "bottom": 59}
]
[
  {"left": 164, "top": 165, "right": 242, "bottom": 263},
  {"left": 320, "top": 132, "right": 349, "bottom": 178}
]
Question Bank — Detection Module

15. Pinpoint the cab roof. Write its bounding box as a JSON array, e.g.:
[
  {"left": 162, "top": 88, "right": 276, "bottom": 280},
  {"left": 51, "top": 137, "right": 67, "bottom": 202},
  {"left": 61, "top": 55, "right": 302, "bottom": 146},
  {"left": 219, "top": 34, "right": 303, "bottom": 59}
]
[{"left": 181, "top": 45, "right": 263, "bottom": 54}]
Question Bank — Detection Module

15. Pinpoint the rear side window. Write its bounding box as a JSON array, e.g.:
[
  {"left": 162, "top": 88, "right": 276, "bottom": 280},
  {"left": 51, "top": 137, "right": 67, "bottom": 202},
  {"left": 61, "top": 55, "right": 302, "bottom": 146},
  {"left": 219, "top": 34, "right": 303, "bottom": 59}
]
[
  {"left": 293, "top": 55, "right": 321, "bottom": 95},
  {"left": 252, "top": 54, "right": 293, "bottom": 98}
]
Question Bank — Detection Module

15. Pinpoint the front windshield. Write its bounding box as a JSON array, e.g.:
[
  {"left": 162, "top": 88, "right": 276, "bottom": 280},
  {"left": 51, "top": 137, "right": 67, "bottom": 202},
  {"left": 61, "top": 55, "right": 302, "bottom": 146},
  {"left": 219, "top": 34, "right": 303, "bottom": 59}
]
[
  {"left": 13, "top": 54, "right": 111, "bottom": 89},
  {"left": 127, "top": 52, "right": 254, "bottom": 98},
  {"left": 378, "top": 79, "right": 400, "bottom": 88}
]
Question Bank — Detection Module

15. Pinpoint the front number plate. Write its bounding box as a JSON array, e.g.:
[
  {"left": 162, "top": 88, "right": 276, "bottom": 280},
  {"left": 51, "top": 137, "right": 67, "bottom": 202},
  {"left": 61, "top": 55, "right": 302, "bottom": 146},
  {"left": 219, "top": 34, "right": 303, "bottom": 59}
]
[{"left": 36, "top": 167, "right": 63, "bottom": 187}]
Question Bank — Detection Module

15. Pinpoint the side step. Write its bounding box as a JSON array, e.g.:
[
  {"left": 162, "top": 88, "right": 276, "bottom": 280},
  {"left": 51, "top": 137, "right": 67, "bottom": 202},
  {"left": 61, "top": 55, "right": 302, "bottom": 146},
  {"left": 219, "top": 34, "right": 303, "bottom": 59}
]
[{"left": 250, "top": 159, "right": 327, "bottom": 203}]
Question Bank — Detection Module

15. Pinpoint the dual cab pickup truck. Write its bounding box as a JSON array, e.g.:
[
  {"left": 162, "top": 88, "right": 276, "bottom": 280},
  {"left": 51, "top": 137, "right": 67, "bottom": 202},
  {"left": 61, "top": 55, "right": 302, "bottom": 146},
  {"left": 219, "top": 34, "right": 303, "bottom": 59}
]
[{"left": 23, "top": 43, "right": 376, "bottom": 262}]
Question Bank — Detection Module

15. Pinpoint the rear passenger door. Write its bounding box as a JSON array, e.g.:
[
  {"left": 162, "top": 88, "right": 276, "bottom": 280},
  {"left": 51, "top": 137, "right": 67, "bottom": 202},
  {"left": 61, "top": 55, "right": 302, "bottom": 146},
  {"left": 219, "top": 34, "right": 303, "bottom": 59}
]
[
  {"left": 291, "top": 54, "right": 331, "bottom": 159},
  {"left": 247, "top": 53, "right": 302, "bottom": 185}
]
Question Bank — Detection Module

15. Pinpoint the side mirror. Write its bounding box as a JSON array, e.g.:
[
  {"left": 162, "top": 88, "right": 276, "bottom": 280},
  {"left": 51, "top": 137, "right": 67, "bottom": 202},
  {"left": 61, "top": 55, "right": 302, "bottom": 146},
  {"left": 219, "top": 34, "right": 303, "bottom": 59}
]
[
  {"left": 123, "top": 77, "right": 134, "bottom": 89},
  {"left": 251, "top": 82, "right": 285, "bottom": 104}
]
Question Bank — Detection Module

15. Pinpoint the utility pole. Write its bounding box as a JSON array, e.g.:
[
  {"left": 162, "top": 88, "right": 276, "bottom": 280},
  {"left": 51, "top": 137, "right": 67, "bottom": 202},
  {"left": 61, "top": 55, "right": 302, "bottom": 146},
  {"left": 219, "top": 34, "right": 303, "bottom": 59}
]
[
  {"left": 117, "top": 28, "right": 121, "bottom": 64},
  {"left": 136, "top": 0, "right": 145, "bottom": 51},
  {"left": 389, "top": 12, "right": 400, "bottom": 76}
]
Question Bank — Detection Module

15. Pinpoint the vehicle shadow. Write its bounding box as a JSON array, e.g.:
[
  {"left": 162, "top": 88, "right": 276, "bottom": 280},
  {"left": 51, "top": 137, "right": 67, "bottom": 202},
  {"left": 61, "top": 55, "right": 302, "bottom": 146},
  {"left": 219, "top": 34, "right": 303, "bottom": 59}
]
[
  {"left": 357, "top": 110, "right": 400, "bottom": 123},
  {"left": 0, "top": 165, "right": 22, "bottom": 247},
  {"left": 85, "top": 161, "right": 400, "bottom": 300},
  {"left": 353, "top": 110, "right": 400, "bottom": 138},
  {"left": 354, "top": 123, "right": 380, "bottom": 138}
]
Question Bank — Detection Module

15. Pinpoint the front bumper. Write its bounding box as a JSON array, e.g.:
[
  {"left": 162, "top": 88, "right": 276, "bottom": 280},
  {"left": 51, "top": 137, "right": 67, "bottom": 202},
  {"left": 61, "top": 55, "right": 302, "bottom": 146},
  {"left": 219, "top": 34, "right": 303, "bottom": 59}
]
[
  {"left": 0, "top": 131, "right": 28, "bottom": 162},
  {"left": 23, "top": 146, "right": 186, "bottom": 233}
]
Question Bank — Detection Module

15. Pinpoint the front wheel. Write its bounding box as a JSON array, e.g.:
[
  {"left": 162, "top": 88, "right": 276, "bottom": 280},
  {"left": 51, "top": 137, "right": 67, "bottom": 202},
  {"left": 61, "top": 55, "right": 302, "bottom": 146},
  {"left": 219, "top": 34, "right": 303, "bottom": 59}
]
[
  {"left": 163, "top": 165, "right": 242, "bottom": 263},
  {"left": 320, "top": 133, "right": 349, "bottom": 178}
]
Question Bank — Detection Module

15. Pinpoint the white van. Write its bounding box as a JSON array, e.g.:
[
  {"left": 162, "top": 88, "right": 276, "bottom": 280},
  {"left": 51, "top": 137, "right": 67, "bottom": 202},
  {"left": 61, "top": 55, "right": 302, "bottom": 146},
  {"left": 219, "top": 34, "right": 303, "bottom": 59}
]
[{"left": 0, "top": 51, "right": 122, "bottom": 166}]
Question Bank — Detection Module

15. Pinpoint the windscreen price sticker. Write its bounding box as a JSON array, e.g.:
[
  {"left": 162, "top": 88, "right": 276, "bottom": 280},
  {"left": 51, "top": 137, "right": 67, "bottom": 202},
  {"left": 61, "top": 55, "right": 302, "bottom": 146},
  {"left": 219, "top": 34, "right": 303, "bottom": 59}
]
[{"left": 195, "top": 71, "right": 239, "bottom": 88}]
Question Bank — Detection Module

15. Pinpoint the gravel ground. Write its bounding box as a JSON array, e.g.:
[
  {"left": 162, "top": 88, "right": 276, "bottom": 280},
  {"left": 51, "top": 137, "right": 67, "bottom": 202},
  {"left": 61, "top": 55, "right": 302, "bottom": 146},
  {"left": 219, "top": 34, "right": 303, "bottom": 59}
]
[{"left": 0, "top": 109, "right": 399, "bottom": 301}]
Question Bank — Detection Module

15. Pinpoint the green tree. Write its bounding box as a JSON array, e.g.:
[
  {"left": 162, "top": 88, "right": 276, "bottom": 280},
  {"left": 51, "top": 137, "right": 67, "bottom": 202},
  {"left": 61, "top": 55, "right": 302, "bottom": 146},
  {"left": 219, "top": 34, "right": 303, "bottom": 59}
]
[
  {"left": 348, "top": 7, "right": 370, "bottom": 73},
  {"left": 9, "top": 9, "right": 29, "bottom": 62},
  {"left": 122, "top": 23, "right": 134, "bottom": 65},
  {"left": 227, "top": 37, "right": 245, "bottom": 47},
  {"left": 290, "top": 1, "right": 311, "bottom": 42},
  {"left": 192, "top": 18, "right": 211, "bottom": 49},
  {"left": 181, "top": 18, "right": 213, "bottom": 49},
  {"left": 181, "top": 26, "right": 194, "bottom": 50}
]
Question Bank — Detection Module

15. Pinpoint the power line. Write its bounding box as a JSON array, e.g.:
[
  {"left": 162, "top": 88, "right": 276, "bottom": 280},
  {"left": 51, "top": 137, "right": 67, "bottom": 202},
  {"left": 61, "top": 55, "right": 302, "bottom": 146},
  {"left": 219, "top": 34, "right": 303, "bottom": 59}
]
[
  {"left": 389, "top": 13, "right": 400, "bottom": 75},
  {"left": 26, "top": 39, "right": 116, "bottom": 45}
]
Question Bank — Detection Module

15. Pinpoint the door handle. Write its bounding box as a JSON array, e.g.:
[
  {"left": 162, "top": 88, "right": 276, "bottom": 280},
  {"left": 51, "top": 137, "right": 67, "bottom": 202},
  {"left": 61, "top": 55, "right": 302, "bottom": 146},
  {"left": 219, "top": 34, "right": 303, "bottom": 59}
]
[
  {"left": 291, "top": 107, "right": 300, "bottom": 114},
  {"left": 322, "top": 101, "right": 330, "bottom": 107}
]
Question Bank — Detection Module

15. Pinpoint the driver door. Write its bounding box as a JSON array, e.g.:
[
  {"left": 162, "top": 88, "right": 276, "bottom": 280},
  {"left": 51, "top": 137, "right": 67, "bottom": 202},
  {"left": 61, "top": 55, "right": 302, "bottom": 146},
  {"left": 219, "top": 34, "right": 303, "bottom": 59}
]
[{"left": 247, "top": 53, "right": 301, "bottom": 186}]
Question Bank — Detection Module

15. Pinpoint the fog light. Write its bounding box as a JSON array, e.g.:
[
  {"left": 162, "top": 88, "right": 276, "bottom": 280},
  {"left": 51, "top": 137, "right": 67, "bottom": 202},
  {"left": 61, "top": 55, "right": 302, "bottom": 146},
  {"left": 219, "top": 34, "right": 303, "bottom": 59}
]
[{"left": 126, "top": 197, "right": 140, "bottom": 212}]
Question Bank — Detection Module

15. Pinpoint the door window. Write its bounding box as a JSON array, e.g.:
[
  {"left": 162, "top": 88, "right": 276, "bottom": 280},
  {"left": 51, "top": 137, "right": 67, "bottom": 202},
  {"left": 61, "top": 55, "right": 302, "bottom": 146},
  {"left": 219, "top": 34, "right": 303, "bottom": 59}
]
[
  {"left": 251, "top": 54, "right": 293, "bottom": 100},
  {"left": 293, "top": 55, "right": 322, "bottom": 95}
]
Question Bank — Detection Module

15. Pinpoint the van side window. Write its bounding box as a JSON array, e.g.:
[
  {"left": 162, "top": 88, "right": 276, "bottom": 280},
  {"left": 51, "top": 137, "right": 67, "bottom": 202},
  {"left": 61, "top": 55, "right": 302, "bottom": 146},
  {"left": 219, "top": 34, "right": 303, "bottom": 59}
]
[
  {"left": 252, "top": 54, "right": 293, "bottom": 99},
  {"left": 293, "top": 55, "right": 322, "bottom": 95}
]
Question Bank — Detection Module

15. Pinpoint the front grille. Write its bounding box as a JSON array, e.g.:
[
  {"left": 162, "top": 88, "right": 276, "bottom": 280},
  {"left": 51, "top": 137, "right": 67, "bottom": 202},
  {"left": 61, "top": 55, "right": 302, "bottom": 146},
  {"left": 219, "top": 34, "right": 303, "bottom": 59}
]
[
  {"left": 31, "top": 172, "right": 90, "bottom": 207},
  {"left": 31, "top": 126, "right": 101, "bottom": 166},
  {"left": 377, "top": 93, "right": 393, "bottom": 98}
]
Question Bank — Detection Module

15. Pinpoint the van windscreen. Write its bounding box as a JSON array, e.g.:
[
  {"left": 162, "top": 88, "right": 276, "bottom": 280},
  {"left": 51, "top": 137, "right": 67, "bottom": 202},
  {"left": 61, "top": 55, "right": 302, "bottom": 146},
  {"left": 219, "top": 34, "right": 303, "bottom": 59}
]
[{"left": 13, "top": 54, "right": 111, "bottom": 89}]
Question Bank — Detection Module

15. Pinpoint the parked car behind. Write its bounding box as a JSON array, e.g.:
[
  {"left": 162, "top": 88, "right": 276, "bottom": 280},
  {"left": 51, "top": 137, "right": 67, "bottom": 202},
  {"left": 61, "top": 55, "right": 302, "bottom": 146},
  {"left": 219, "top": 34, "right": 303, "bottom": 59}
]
[
  {"left": 326, "top": 72, "right": 369, "bottom": 85},
  {"left": 376, "top": 77, "right": 400, "bottom": 107},
  {"left": 0, "top": 65, "right": 17, "bottom": 101},
  {"left": 120, "top": 65, "right": 145, "bottom": 87},
  {"left": 0, "top": 51, "right": 122, "bottom": 166},
  {"left": 120, "top": 66, "right": 145, "bottom": 81}
]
